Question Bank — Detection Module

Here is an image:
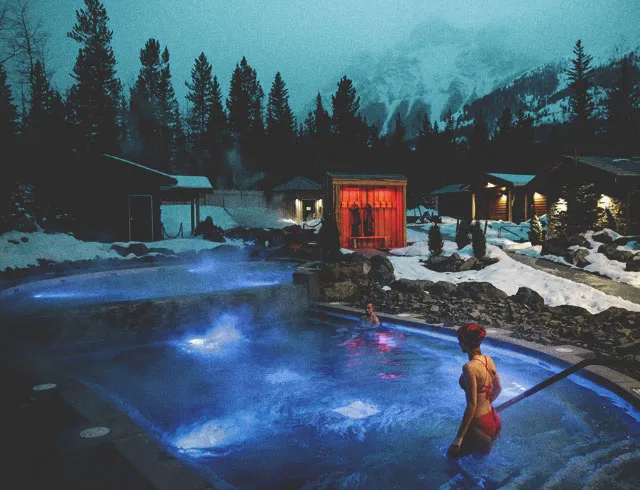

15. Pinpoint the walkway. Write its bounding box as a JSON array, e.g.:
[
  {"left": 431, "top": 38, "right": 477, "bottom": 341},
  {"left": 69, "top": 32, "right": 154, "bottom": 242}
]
[{"left": 506, "top": 251, "right": 640, "bottom": 306}]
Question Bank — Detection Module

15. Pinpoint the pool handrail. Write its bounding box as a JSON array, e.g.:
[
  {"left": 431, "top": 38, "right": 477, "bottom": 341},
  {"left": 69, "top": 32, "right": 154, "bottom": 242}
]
[{"left": 495, "top": 357, "right": 633, "bottom": 412}]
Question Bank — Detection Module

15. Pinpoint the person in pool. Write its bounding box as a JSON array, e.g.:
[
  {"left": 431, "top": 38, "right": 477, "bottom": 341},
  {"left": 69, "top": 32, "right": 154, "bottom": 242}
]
[
  {"left": 359, "top": 302, "right": 381, "bottom": 327},
  {"left": 447, "top": 323, "right": 502, "bottom": 459}
]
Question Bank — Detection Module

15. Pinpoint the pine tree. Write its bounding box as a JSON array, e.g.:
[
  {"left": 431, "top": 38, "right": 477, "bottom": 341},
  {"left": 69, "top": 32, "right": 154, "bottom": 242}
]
[
  {"left": 226, "top": 56, "right": 264, "bottom": 140},
  {"left": 128, "top": 38, "right": 169, "bottom": 170},
  {"left": 528, "top": 213, "right": 543, "bottom": 246},
  {"left": 469, "top": 110, "right": 490, "bottom": 169},
  {"left": 24, "top": 60, "right": 66, "bottom": 148},
  {"left": 428, "top": 223, "right": 444, "bottom": 256},
  {"left": 303, "top": 92, "right": 331, "bottom": 180},
  {"left": 471, "top": 221, "right": 486, "bottom": 258},
  {"left": 185, "top": 52, "right": 214, "bottom": 139},
  {"left": 158, "top": 46, "right": 181, "bottom": 171},
  {"left": 455, "top": 218, "right": 472, "bottom": 250},
  {"left": 67, "top": 0, "right": 121, "bottom": 153},
  {"left": 226, "top": 57, "right": 264, "bottom": 174},
  {"left": 331, "top": 75, "right": 361, "bottom": 139},
  {"left": 607, "top": 55, "right": 639, "bottom": 151},
  {"left": 266, "top": 72, "right": 296, "bottom": 139},
  {"left": 567, "top": 39, "right": 594, "bottom": 144},
  {"left": 265, "top": 72, "right": 296, "bottom": 179},
  {"left": 0, "top": 63, "right": 18, "bottom": 147}
]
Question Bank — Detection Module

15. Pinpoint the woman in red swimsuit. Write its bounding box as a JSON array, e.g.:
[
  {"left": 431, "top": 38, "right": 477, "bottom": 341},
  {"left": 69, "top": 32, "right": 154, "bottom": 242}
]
[{"left": 447, "top": 323, "right": 502, "bottom": 459}]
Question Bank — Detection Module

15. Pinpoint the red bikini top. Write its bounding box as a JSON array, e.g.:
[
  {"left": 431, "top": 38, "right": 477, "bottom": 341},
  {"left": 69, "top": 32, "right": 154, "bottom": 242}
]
[{"left": 458, "top": 355, "right": 495, "bottom": 401}]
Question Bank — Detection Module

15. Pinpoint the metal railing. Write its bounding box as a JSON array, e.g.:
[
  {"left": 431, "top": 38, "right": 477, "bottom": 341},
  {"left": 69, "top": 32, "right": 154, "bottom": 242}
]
[
  {"left": 497, "top": 225, "right": 527, "bottom": 242},
  {"left": 495, "top": 357, "right": 635, "bottom": 413}
]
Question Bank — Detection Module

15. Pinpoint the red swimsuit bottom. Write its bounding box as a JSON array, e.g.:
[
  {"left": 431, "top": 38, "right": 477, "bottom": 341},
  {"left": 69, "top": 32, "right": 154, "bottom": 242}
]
[{"left": 471, "top": 408, "right": 501, "bottom": 439}]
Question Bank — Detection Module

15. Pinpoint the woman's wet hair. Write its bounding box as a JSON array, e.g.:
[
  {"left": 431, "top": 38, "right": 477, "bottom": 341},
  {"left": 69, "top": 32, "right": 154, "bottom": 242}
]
[{"left": 457, "top": 323, "right": 486, "bottom": 349}]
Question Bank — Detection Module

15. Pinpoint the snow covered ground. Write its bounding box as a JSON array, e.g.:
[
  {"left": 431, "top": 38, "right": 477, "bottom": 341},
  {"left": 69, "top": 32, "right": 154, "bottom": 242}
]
[{"left": 1, "top": 209, "right": 638, "bottom": 314}]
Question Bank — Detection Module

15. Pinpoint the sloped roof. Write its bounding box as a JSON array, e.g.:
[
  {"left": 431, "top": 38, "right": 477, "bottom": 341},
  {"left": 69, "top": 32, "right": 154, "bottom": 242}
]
[
  {"left": 569, "top": 156, "right": 640, "bottom": 177},
  {"left": 327, "top": 172, "right": 407, "bottom": 180},
  {"left": 487, "top": 173, "right": 536, "bottom": 186},
  {"left": 168, "top": 175, "right": 212, "bottom": 189},
  {"left": 101, "top": 154, "right": 177, "bottom": 184},
  {"left": 430, "top": 184, "right": 470, "bottom": 195},
  {"left": 272, "top": 176, "right": 321, "bottom": 191}
]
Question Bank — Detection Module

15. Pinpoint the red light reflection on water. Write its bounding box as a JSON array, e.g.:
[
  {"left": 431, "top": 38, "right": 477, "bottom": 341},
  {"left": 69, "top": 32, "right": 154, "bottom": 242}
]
[{"left": 341, "top": 329, "right": 407, "bottom": 375}]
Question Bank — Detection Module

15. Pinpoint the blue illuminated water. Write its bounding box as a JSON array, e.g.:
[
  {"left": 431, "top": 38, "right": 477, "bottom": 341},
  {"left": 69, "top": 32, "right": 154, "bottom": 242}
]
[
  {"left": 58, "top": 311, "right": 640, "bottom": 489},
  {"left": 0, "top": 260, "right": 296, "bottom": 311}
]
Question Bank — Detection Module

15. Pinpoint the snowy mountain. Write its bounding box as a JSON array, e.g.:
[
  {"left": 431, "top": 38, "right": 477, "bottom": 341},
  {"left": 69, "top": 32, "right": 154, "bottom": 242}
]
[
  {"left": 302, "top": 19, "right": 639, "bottom": 139},
  {"left": 307, "top": 19, "right": 544, "bottom": 138},
  {"left": 456, "top": 46, "right": 640, "bottom": 131}
]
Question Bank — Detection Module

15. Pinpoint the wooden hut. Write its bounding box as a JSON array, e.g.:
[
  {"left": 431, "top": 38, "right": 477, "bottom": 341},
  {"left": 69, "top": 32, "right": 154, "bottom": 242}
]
[
  {"left": 160, "top": 175, "right": 213, "bottom": 236},
  {"left": 57, "top": 153, "right": 177, "bottom": 242},
  {"left": 530, "top": 155, "right": 640, "bottom": 235},
  {"left": 470, "top": 173, "right": 541, "bottom": 223},
  {"left": 325, "top": 173, "right": 407, "bottom": 249},
  {"left": 272, "top": 176, "right": 323, "bottom": 222}
]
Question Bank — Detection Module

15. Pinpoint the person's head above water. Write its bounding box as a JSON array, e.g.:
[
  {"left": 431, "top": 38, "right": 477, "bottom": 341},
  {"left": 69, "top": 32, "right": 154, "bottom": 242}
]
[
  {"left": 457, "top": 323, "right": 486, "bottom": 349},
  {"left": 365, "top": 302, "right": 375, "bottom": 315}
]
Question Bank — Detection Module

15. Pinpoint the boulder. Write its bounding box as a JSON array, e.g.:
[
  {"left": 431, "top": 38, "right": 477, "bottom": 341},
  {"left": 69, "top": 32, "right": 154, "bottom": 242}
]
[
  {"left": 429, "top": 281, "right": 458, "bottom": 297},
  {"left": 568, "top": 234, "right": 592, "bottom": 249},
  {"left": 548, "top": 304, "right": 591, "bottom": 317},
  {"left": 541, "top": 236, "right": 569, "bottom": 257},
  {"left": 370, "top": 255, "right": 395, "bottom": 285},
  {"left": 111, "top": 243, "right": 149, "bottom": 257},
  {"left": 592, "top": 231, "right": 614, "bottom": 244},
  {"left": 459, "top": 257, "right": 479, "bottom": 271},
  {"left": 598, "top": 243, "right": 635, "bottom": 263},
  {"left": 390, "top": 279, "right": 435, "bottom": 295},
  {"left": 564, "top": 248, "right": 591, "bottom": 268},
  {"left": 457, "top": 282, "right": 508, "bottom": 301},
  {"left": 512, "top": 286, "right": 545, "bottom": 310},
  {"left": 626, "top": 254, "right": 640, "bottom": 272},
  {"left": 322, "top": 279, "right": 358, "bottom": 302},
  {"left": 422, "top": 253, "right": 464, "bottom": 272}
]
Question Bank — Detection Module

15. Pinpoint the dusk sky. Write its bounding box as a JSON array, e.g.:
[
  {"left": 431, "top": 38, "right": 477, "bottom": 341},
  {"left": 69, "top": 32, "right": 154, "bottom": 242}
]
[{"left": 32, "top": 0, "right": 640, "bottom": 114}]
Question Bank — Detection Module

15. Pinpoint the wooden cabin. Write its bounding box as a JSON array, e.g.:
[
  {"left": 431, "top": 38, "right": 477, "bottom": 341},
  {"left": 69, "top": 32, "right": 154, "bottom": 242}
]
[
  {"left": 470, "top": 173, "right": 544, "bottom": 223},
  {"left": 530, "top": 155, "right": 640, "bottom": 235},
  {"left": 272, "top": 176, "right": 323, "bottom": 222},
  {"left": 430, "top": 174, "right": 546, "bottom": 223},
  {"left": 325, "top": 173, "right": 407, "bottom": 249}
]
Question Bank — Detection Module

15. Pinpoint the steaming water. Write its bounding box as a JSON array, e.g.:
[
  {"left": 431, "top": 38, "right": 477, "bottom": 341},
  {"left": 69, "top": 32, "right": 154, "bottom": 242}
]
[
  {"left": 0, "top": 260, "right": 296, "bottom": 312},
  {"left": 58, "top": 312, "right": 639, "bottom": 489}
]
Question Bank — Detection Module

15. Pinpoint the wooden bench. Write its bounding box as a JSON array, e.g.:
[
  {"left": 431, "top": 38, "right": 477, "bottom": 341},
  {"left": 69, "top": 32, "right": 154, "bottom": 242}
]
[{"left": 351, "top": 236, "right": 388, "bottom": 249}]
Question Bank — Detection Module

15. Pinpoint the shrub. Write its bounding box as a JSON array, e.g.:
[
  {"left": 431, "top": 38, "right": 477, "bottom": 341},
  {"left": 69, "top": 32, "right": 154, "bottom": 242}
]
[
  {"left": 455, "top": 218, "right": 471, "bottom": 250},
  {"left": 528, "top": 214, "right": 543, "bottom": 246},
  {"left": 471, "top": 221, "right": 486, "bottom": 258},
  {"left": 428, "top": 223, "right": 444, "bottom": 256}
]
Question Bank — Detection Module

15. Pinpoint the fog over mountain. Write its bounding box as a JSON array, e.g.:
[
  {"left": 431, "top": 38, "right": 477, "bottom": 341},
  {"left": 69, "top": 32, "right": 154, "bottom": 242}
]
[{"left": 28, "top": 0, "right": 640, "bottom": 131}]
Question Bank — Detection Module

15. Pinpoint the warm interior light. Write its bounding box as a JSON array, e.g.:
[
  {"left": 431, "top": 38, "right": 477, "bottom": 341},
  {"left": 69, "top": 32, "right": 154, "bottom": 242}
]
[
  {"left": 484, "top": 182, "right": 496, "bottom": 188},
  {"left": 500, "top": 186, "right": 506, "bottom": 191},
  {"left": 500, "top": 194, "right": 507, "bottom": 200},
  {"left": 598, "top": 194, "right": 612, "bottom": 209},
  {"left": 533, "top": 192, "right": 543, "bottom": 200}
]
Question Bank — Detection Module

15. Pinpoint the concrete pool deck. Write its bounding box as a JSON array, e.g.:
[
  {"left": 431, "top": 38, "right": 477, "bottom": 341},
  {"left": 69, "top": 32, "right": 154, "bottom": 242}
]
[{"left": 2, "top": 298, "right": 639, "bottom": 490}]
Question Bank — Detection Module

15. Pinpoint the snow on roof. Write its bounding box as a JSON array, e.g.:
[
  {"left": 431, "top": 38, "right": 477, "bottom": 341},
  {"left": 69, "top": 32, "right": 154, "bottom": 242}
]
[
  {"left": 167, "top": 175, "right": 213, "bottom": 189},
  {"left": 430, "top": 184, "right": 470, "bottom": 195},
  {"left": 487, "top": 173, "right": 536, "bottom": 186},
  {"left": 101, "top": 154, "right": 177, "bottom": 183},
  {"left": 272, "top": 176, "right": 321, "bottom": 191}
]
